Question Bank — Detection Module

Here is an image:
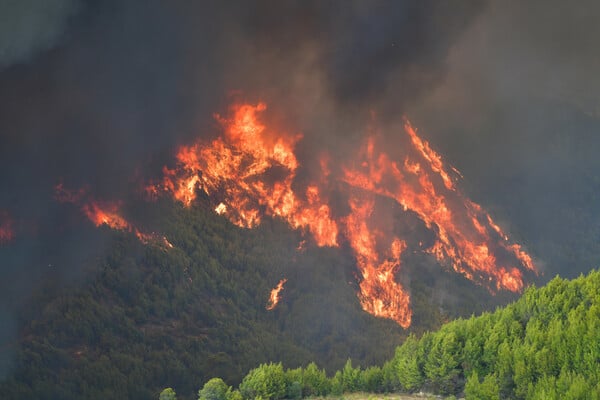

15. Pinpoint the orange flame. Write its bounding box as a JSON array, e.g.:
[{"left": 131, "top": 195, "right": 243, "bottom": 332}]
[
  {"left": 147, "top": 103, "right": 338, "bottom": 247},
  {"left": 266, "top": 278, "right": 287, "bottom": 310},
  {"left": 342, "top": 121, "right": 536, "bottom": 294},
  {"left": 151, "top": 102, "right": 537, "bottom": 327},
  {"left": 343, "top": 196, "right": 411, "bottom": 326},
  {"left": 81, "top": 201, "right": 130, "bottom": 230},
  {"left": 55, "top": 184, "right": 171, "bottom": 248}
]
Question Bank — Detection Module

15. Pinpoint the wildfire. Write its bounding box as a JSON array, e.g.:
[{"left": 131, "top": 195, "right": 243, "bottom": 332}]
[
  {"left": 149, "top": 101, "right": 537, "bottom": 328},
  {"left": 342, "top": 121, "right": 536, "bottom": 293},
  {"left": 266, "top": 278, "right": 288, "bottom": 310},
  {"left": 146, "top": 102, "right": 338, "bottom": 247},
  {"left": 54, "top": 184, "right": 171, "bottom": 248},
  {"left": 343, "top": 196, "right": 411, "bottom": 327},
  {"left": 215, "top": 202, "right": 227, "bottom": 215},
  {"left": 0, "top": 211, "right": 14, "bottom": 244}
]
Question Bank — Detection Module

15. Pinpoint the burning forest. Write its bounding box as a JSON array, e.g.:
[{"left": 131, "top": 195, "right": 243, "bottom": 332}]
[
  {"left": 54, "top": 183, "right": 173, "bottom": 249},
  {"left": 141, "top": 101, "right": 536, "bottom": 328},
  {"left": 5, "top": 2, "right": 599, "bottom": 398},
  {"left": 0, "top": 99, "right": 538, "bottom": 329}
]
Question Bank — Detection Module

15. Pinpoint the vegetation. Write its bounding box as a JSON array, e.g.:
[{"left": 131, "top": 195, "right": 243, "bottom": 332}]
[
  {"left": 1, "top": 191, "right": 598, "bottom": 400},
  {"left": 183, "top": 271, "right": 600, "bottom": 400},
  {"left": 0, "top": 196, "right": 496, "bottom": 400}
]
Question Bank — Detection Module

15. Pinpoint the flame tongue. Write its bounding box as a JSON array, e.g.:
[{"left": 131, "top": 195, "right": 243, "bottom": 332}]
[
  {"left": 81, "top": 201, "right": 130, "bottom": 230},
  {"left": 343, "top": 196, "right": 411, "bottom": 327},
  {"left": 55, "top": 184, "right": 170, "bottom": 247},
  {"left": 343, "top": 121, "right": 536, "bottom": 293},
  {"left": 267, "top": 278, "right": 287, "bottom": 310},
  {"left": 150, "top": 102, "right": 537, "bottom": 328},
  {"left": 148, "top": 103, "right": 339, "bottom": 247}
]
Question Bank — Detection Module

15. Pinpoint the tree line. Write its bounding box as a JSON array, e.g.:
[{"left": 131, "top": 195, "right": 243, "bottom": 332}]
[{"left": 162, "top": 270, "right": 600, "bottom": 400}]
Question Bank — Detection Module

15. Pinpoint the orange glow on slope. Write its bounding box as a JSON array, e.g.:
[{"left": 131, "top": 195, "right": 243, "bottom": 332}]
[
  {"left": 55, "top": 184, "right": 170, "bottom": 248},
  {"left": 147, "top": 102, "right": 338, "bottom": 247},
  {"left": 0, "top": 212, "right": 14, "bottom": 244},
  {"left": 81, "top": 201, "right": 130, "bottom": 230},
  {"left": 151, "top": 102, "right": 537, "bottom": 327},
  {"left": 342, "top": 121, "right": 536, "bottom": 293},
  {"left": 266, "top": 278, "right": 288, "bottom": 310},
  {"left": 343, "top": 196, "right": 411, "bottom": 327}
]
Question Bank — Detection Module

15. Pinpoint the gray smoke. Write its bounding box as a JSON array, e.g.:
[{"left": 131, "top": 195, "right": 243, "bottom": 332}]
[
  {"left": 1, "top": 0, "right": 599, "bottom": 380},
  {"left": 407, "top": 0, "right": 600, "bottom": 277},
  {"left": 0, "top": 0, "right": 81, "bottom": 69},
  {"left": 0, "top": 0, "right": 487, "bottom": 377}
]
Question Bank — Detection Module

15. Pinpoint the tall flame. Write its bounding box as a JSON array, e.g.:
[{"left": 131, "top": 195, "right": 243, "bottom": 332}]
[
  {"left": 147, "top": 103, "right": 338, "bottom": 247},
  {"left": 266, "top": 278, "right": 288, "bottom": 310},
  {"left": 343, "top": 196, "right": 411, "bottom": 326},
  {"left": 148, "top": 102, "right": 537, "bottom": 328},
  {"left": 342, "top": 122, "right": 535, "bottom": 293}
]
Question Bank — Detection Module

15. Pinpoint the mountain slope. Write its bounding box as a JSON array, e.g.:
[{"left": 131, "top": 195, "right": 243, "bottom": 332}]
[
  {"left": 194, "top": 270, "right": 600, "bottom": 400},
  {"left": 0, "top": 197, "right": 513, "bottom": 400}
]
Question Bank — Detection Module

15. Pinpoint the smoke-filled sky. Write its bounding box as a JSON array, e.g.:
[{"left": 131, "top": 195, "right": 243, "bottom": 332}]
[{"left": 1, "top": 0, "right": 600, "bottom": 370}]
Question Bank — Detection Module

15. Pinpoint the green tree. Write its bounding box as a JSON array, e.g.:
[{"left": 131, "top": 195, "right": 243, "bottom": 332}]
[
  {"left": 302, "top": 362, "right": 329, "bottom": 396},
  {"left": 284, "top": 367, "right": 303, "bottom": 399},
  {"left": 494, "top": 340, "right": 514, "bottom": 396},
  {"left": 360, "top": 366, "right": 383, "bottom": 393},
  {"left": 159, "top": 387, "right": 177, "bottom": 400},
  {"left": 464, "top": 371, "right": 499, "bottom": 400},
  {"left": 380, "top": 360, "right": 399, "bottom": 392},
  {"left": 424, "top": 330, "right": 462, "bottom": 394},
  {"left": 394, "top": 335, "right": 424, "bottom": 391},
  {"left": 239, "top": 363, "right": 286, "bottom": 400},
  {"left": 228, "top": 390, "right": 243, "bottom": 400},
  {"left": 340, "top": 359, "right": 361, "bottom": 392},
  {"left": 286, "top": 381, "right": 302, "bottom": 400},
  {"left": 198, "top": 378, "right": 230, "bottom": 400},
  {"left": 330, "top": 371, "right": 343, "bottom": 396}
]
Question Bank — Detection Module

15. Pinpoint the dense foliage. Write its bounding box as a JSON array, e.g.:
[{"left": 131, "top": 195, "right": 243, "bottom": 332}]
[
  {"left": 186, "top": 271, "right": 600, "bottom": 400},
  {"left": 0, "top": 197, "right": 497, "bottom": 399}
]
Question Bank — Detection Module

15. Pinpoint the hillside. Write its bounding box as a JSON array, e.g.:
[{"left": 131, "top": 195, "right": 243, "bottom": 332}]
[
  {"left": 2, "top": 2, "right": 600, "bottom": 400},
  {"left": 0, "top": 196, "right": 508, "bottom": 400},
  {"left": 189, "top": 270, "right": 600, "bottom": 400}
]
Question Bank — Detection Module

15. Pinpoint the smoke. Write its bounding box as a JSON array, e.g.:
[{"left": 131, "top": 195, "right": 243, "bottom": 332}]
[
  {"left": 406, "top": 0, "right": 600, "bottom": 277},
  {"left": 0, "top": 0, "right": 488, "bottom": 244},
  {"left": 229, "top": 1, "right": 486, "bottom": 109},
  {"left": 407, "top": 0, "right": 600, "bottom": 140},
  {"left": 0, "top": 0, "right": 81, "bottom": 69},
  {"left": 1, "top": 0, "right": 598, "bottom": 379},
  {"left": 0, "top": 0, "right": 489, "bottom": 377}
]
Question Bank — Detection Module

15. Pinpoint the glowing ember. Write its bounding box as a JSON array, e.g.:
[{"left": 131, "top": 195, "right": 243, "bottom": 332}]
[
  {"left": 151, "top": 101, "right": 537, "bottom": 327},
  {"left": 266, "top": 278, "right": 287, "bottom": 310},
  {"left": 54, "top": 184, "right": 172, "bottom": 248},
  {"left": 0, "top": 211, "right": 14, "bottom": 244},
  {"left": 215, "top": 202, "right": 227, "bottom": 215},
  {"left": 162, "top": 236, "right": 174, "bottom": 248}
]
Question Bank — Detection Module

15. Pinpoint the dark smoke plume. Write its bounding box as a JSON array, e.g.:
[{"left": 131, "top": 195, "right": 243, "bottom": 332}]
[
  {"left": 0, "top": 0, "right": 486, "bottom": 266},
  {"left": 0, "top": 0, "right": 487, "bottom": 376},
  {"left": 406, "top": 0, "right": 600, "bottom": 278},
  {"left": 1, "top": 0, "right": 599, "bottom": 380}
]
